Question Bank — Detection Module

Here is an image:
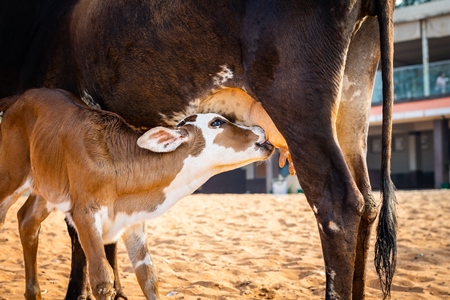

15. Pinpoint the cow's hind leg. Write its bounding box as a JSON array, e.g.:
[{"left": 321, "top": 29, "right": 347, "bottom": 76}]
[
  {"left": 293, "top": 140, "right": 364, "bottom": 300},
  {"left": 17, "top": 194, "right": 51, "bottom": 300},
  {"left": 105, "top": 243, "right": 128, "bottom": 299},
  {"left": 337, "top": 17, "right": 381, "bottom": 300},
  {"left": 247, "top": 51, "right": 365, "bottom": 300}
]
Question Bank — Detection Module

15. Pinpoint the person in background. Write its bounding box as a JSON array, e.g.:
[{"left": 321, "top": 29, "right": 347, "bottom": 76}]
[{"left": 435, "top": 72, "right": 448, "bottom": 94}]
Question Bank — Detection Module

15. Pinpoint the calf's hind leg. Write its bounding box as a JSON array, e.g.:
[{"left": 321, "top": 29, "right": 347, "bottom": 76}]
[
  {"left": 0, "top": 180, "right": 29, "bottom": 228},
  {"left": 0, "top": 168, "right": 31, "bottom": 229},
  {"left": 0, "top": 122, "right": 32, "bottom": 228},
  {"left": 17, "top": 194, "right": 51, "bottom": 300}
]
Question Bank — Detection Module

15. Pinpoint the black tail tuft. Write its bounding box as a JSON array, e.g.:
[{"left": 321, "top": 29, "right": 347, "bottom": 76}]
[
  {"left": 375, "top": 176, "right": 397, "bottom": 299},
  {"left": 375, "top": 0, "right": 397, "bottom": 298}
]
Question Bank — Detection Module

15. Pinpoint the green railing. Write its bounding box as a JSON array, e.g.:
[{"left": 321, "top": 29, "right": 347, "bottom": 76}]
[
  {"left": 372, "top": 59, "right": 450, "bottom": 104},
  {"left": 395, "top": 0, "right": 433, "bottom": 8}
]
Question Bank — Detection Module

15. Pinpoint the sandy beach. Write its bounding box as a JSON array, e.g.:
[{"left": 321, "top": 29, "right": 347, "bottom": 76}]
[{"left": 1, "top": 190, "right": 449, "bottom": 299}]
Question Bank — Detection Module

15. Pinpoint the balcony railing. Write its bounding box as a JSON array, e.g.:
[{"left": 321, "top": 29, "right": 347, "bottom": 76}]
[
  {"left": 372, "top": 59, "right": 450, "bottom": 104},
  {"left": 395, "top": 0, "right": 433, "bottom": 8}
]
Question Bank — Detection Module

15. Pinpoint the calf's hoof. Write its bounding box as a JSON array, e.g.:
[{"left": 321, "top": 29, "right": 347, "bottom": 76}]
[
  {"left": 114, "top": 288, "right": 128, "bottom": 300},
  {"left": 95, "top": 282, "right": 116, "bottom": 300},
  {"left": 76, "top": 295, "right": 95, "bottom": 300},
  {"left": 24, "top": 287, "right": 42, "bottom": 300}
]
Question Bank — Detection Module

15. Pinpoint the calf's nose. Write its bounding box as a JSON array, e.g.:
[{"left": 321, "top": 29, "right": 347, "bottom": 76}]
[{"left": 252, "top": 126, "right": 267, "bottom": 144}]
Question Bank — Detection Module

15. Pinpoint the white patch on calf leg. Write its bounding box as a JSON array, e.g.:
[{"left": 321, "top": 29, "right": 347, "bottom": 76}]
[
  {"left": 0, "top": 178, "right": 33, "bottom": 225},
  {"left": 93, "top": 211, "right": 103, "bottom": 236},
  {"left": 123, "top": 222, "right": 152, "bottom": 268},
  {"left": 134, "top": 253, "right": 153, "bottom": 269}
]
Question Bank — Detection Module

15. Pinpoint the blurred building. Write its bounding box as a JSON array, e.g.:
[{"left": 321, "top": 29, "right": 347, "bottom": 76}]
[{"left": 368, "top": 0, "right": 450, "bottom": 189}]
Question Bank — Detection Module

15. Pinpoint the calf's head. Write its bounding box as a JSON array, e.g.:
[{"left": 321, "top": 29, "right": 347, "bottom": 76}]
[{"left": 137, "top": 113, "right": 274, "bottom": 173}]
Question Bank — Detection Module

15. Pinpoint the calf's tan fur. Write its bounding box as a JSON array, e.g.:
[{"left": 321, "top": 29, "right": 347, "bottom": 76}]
[{"left": 0, "top": 88, "right": 274, "bottom": 300}]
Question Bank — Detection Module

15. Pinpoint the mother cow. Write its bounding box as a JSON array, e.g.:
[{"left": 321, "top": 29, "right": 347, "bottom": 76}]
[{"left": 0, "top": 0, "right": 396, "bottom": 299}]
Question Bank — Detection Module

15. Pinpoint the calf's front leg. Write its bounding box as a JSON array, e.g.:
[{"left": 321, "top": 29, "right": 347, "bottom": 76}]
[
  {"left": 65, "top": 219, "right": 127, "bottom": 300},
  {"left": 123, "top": 222, "right": 159, "bottom": 300},
  {"left": 70, "top": 208, "right": 115, "bottom": 300},
  {"left": 65, "top": 218, "right": 92, "bottom": 300}
]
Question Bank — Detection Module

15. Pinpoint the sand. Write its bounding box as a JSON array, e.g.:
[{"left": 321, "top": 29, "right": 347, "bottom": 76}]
[{"left": 1, "top": 190, "right": 449, "bottom": 299}]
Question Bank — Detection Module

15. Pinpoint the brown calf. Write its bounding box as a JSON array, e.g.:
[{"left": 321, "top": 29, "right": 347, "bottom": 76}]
[{"left": 0, "top": 88, "right": 274, "bottom": 300}]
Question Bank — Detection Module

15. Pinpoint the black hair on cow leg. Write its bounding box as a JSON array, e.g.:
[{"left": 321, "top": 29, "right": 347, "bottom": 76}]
[{"left": 105, "top": 243, "right": 128, "bottom": 300}]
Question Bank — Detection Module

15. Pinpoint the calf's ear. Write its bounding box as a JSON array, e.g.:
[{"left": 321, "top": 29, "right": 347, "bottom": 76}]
[{"left": 137, "top": 127, "right": 189, "bottom": 152}]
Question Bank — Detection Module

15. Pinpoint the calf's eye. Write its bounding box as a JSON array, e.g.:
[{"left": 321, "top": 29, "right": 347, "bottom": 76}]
[{"left": 210, "top": 119, "right": 225, "bottom": 127}]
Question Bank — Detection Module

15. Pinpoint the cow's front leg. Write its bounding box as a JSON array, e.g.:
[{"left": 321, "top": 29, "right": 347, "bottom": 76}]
[
  {"left": 311, "top": 183, "right": 364, "bottom": 300},
  {"left": 17, "top": 194, "right": 52, "bottom": 300},
  {"left": 71, "top": 209, "right": 115, "bottom": 300},
  {"left": 298, "top": 147, "right": 365, "bottom": 300},
  {"left": 287, "top": 119, "right": 365, "bottom": 300},
  {"left": 105, "top": 244, "right": 128, "bottom": 300},
  {"left": 122, "top": 222, "right": 159, "bottom": 300}
]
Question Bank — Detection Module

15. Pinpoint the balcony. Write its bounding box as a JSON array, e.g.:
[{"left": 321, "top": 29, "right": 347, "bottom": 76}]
[
  {"left": 395, "top": 0, "right": 433, "bottom": 8},
  {"left": 372, "top": 59, "right": 450, "bottom": 104}
]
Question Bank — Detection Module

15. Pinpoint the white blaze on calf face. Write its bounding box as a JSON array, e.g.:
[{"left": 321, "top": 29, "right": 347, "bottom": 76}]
[
  {"left": 154, "top": 113, "right": 273, "bottom": 220},
  {"left": 176, "top": 113, "right": 269, "bottom": 171}
]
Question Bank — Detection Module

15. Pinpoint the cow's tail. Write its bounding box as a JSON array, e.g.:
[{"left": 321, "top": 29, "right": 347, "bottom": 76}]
[
  {"left": 374, "top": 0, "right": 397, "bottom": 299},
  {"left": 0, "top": 95, "right": 20, "bottom": 116}
]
